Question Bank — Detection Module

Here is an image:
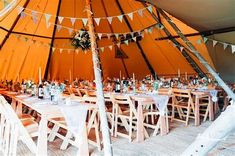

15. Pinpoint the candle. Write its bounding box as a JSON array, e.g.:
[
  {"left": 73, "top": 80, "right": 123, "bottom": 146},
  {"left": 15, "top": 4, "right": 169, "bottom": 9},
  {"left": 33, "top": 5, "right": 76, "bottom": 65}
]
[
  {"left": 133, "top": 73, "right": 135, "bottom": 82},
  {"left": 185, "top": 72, "right": 187, "bottom": 80},
  {"left": 39, "top": 67, "right": 42, "bottom": 84},
  {"left": 178, "top": 69, "right": 180, "bottom": 78}
]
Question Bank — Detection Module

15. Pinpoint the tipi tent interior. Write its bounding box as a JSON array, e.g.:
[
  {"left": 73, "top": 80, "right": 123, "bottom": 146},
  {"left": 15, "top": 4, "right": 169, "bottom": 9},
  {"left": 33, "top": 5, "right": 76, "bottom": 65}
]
[{"left": 0, "top": 0, "right": 235, "bottom": 156}]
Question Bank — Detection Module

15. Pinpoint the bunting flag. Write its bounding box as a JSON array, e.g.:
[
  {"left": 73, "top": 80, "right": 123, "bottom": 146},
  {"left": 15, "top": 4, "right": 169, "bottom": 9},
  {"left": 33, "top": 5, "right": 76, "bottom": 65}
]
[
  {"left": 70, "top": 18, "right": 76, "bottom": 26},
  {"left": 107, "top": 17, "right": 113, "bottom": 24},
  {"left": 58, "top": 16, "right": 64, "bottom": 24},
  {"left": 148, "top": 27, "right": 153, "bottom": 33},
  {"left": 17, "top": 6, "right": 24, "bottom": 15},
  {"left": 57, "top": 25, "right": 62, "bottom": 32},
  {"left": 117, "top": 43, "right": 121, "bottom": 48},
  {"left": 68, "top": 28, "right": 73, "bottom": 35},
  {"left": 117, "top": 15, "right": 123, "bottom": 22},
  {"left": 46, "top": 22, "right": 51, "bottom": 29},
  {"left": 52, "top": 47, "right": 56, "bottom": 52},
  {"left": 31, "top": 11, "right": 38, "bottom": 24},
  {"left": 213, "top": 40, "right": 218, "bottom": 47},
  {"left": 147, "top": 5, "right": 153, "bottom": 13},
  {"left": 124, "top": 40, "right": 129, "bottom": 45},
  {"left": 75, "top": 49, "right": 79, "bottom": 54},
  {"left": 232, "top": 45, "right": 235, "bottom": 54},
  {"left": 20, "top": 11, "right": 26, "bottom": 18},
  {"left": 133, "top": 36, "right": 137, "bottom": 42},
  {"left": 203, "top": 37, "right": 208, "bottom": 43},
  {"left": 100, "top": 47, "right": 104, "bottom": 52},
  {"left": 94, "top": 18, "right": 101, "bottom": 25},
  {"left": 115, "top": 34, "right": 119, "bottom": 39},
  {"left": 127, "top": 12, "right": 133, "bottom": 20},
  {"left": 97, "top": 33, "right": 102, "bottom": 40},
  {"left": 3, "top": 0, "right": 9, "bottom": 7},
  {"left": 107, "top": 34, "right": 111, "bottom": 39},
  {"left": 59, "top": 48, "right": 63, "bottom": 53},
  {"left": 138, "top": 9, "right": 143, "bottom": 17},
  {"left": 44, "top": 14, "right": 51, "bottom": 25},
  {"left": 81, "top": 18, "right": 87, "bottom": 26},
  {"left": 180, "top": 47, "right": 184, "bottom": 52},
  {"left": 197, "top": 39, "right": 201, "bottom": 44},
  {"left": 224, "top": 43, "right": 228, "bottom": 50}
]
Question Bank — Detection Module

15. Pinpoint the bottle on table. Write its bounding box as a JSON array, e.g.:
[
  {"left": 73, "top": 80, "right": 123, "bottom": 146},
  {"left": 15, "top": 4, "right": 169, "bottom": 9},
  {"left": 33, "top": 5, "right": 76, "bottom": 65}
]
[
  {"left": 115, "top": 78, "right": 121, "bottom": 93},
  {"left": 38, "top": 83, "right": 44, "bottom": 99}
]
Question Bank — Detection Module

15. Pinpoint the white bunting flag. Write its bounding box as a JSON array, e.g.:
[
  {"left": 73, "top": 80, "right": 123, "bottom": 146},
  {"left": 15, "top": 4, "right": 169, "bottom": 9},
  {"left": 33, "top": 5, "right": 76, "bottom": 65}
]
[
  {"left": 94, "top": 18, "right": 101, "bottom": 25},
  {"left": 117, "top": 15, "right": 123, "bottom": 22},
  {"left": 17, "top": 6, "right": 24, "bottom": 15},
  {"left": 20, "top": 11, "right": 26, "bottom": 18},
  {"left": 123, "top": 33, "right": 127, "bottom": 39},
  {"left": 107, "top": 17, "right": 113, "bottom": 24},
  {"left": 147, "top": 6, "right": 153, "bottom": 13},
  {"left": 100, "top": 47, "right": 104, "bottom": 52},
  {"left": 133, "top": 37, "right": 137, "bottom": 42},
  {"left": 127, "top": 12, "right": 133, "bottom": 20},
  {"left": 70, "top": 18, "right": 76, "bottom": 26},
  {"left": 52, "top": 47, "right": 56, "bottom": 52},
  {"left": 107, "top": 34, "right": 111, "bottom": 39},
  {"left": 148, "top": 27, "right": 153, "bottom": 33},
  {"left": 138, "top": 9, "right": 143, "bottom": 17},
  {"left": 31, "top": 11, "right": 38, "bottom": 24},
  {"left": 46, "top": 22, "right": 51, "bottom": 29},
  {"left": 124, "top": 40, "right": 129, "bottom": 45},
  {"left": 57, "top": 25, "right": 62, "bottom": 32},
  {"left": 130, "top": 32, "right": 134, "bottom": 38},
  {"left": 223, "top": 43, "right": 228, "bottom": 50},
  {"left": 58, "top": 16, "right": 64, "bottom": 24},
  {"left": 98, "top": 33, "right": 102, "bottom": 40},
  {"left": 115, "top": 34, "right": 119, "bottom": 39},
  {"left": 82, "top": 18, "right": 88, "bottom": 26},
  {"left": 44, "top": 14, "right": 51, "bottom": 25},
  {"left": 180, "top": 47, "right": 184, "bottom": 52},
  {"left": 109, "top": 45, "right": 113, "bottom": 51},
  {"left": 68, "top": 28, "right": 73, "bottom": 35},
  {"left": 232, "top": 45, "right": 235, "bottom": 54},
  {"left": 213, "top": 40, "right": 218, "bottom": 47}
]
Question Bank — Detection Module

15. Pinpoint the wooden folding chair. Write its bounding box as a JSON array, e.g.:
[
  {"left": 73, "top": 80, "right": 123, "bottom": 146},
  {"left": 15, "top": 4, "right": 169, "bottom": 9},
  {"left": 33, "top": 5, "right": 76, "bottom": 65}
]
[
  {"left": 112, "top": 95, "right": 137, "bottom": 142},
  {"left": 171, "top": 88, "right": 195, "bottom": 126}
]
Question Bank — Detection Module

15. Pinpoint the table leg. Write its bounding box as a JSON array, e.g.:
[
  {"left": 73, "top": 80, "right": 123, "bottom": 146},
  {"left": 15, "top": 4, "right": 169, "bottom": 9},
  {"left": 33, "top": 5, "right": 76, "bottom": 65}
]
[
  {"left": 16, "top": 102, "right": 22, "bottom": 116},
  {"left": 195, "top": 96, "right": 200, "bottom": 126},
  {"left": 209, "top": 97, "right": 214, "bottom": 121},
  {"left": 160, "top": 115, "right": 167, "bottom": 135},
  {"left": 36, "top": 114, "right": 48, "bottom": 156},
  {"left": 136, "top": 102, "right": 144, "bottom": 142},
  {"left": 76, "top": 122, "right": 89, "bottom": 156}
]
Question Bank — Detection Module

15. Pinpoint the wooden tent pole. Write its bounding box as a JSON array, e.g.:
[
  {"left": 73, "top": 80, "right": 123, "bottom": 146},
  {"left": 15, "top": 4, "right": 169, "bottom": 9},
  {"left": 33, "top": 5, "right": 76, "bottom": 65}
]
[
  {"left": 85, "top": 0, "right": 113, "bottom": 156},
  {"left": 157, "top": 8, "right": 235, "bottom": 155}
]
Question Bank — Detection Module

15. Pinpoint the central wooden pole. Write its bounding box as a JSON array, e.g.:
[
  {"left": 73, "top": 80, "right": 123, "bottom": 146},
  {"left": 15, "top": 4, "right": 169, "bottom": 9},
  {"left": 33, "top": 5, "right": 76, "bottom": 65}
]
[{"left": 85, "top": 0, "right": 113, "bottom": 155}]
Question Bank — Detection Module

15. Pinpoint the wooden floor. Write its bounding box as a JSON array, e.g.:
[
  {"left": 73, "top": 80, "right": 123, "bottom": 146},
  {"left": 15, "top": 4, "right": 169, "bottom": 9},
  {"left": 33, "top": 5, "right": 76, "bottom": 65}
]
[{"left": 5, "top": 121, "right": 235, "bottom": 156}]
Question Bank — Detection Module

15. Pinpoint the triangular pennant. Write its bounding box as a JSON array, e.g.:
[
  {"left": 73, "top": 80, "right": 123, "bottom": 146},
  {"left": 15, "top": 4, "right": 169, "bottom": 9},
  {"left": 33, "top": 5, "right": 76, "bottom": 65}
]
[
  {"left": 127, "top": 13, "right": 133, "bottom": 20},
  {"left": 124, "top": 40, "right": 129, "bottom": 45},
  {"left": 98, "top": 33, "right": 102, "bottom": 40},
  {"left": 107, "top": 17, "right": 113, "bottom": 24},
  {"left": 138, "top": 9, "right": 143, "bottom": 17},
  {"left": 197, "top": 39, "right": 202, "bottom": 44},
  {"left": 180, "top": 47, "right": 184, "bottom": 52},
  {"left": 117, "top": 15, "right": 123, "bottom": 22},
  {"left": 60, "top": 48, "right": 63, "bottom": 53},
  {"left": 70, "top": 18, "right": 76, "bottom": 26},
  {"left": 144, "top": 29, "right": 148, "bottom": 34},
  {"left": 52, "top": 47, "right": 56, "bottom": 52},
  {"left": 100, "top": 47, "right": 104, "bottom": 52},
  {"left": 17, "top": 6, "right": 24, "bottom": 15},
  {"left": 20, "top": 12, "right": 26, "bottom": 18},
  {"left": 57, "top": 25, "right": 62, "bottom": 32},
  {"left": 46, "top": 22, "right": 51, "bottom": 29},
  {"left": 203, "top": 37, "right": 208, "bottom": 43},
  {"left": 147, "top": 5, "right": 153, "bottom": 13},
  {"left": 115, "top": 34, "right": 119, "bottom": 39},
  {"left": 148, "top": 27, "right": 153, "bottom": 33},
  {"left": 68, "top": 28, "right": 73, "bottom": 35},
  {"left": 231, "top": 45, "right": 235, "bottom": 54},
  {"left": 130, "top": 32, "right": 134, "bottom": 38},
  {"left": 123, "top": 33, "right": 127, "bottom": 39},
  {"left": 133, "top": 37, "right": 137, "bottom": 42},
  {"left": 107, "top": 34, "right": 111, "bottom": 39},
  {"left": 213, "top": 40, "right": 218, "bottom": 47},
  {"left": 94, "top": 18, "right": 101, "bottom": 26},
  {"left": 82, "top": 18, "right": 88, "bottom": 26},
  {"left": 44, "top": 14, "right": 51, "bottom": 25},
  {"left": 109, "top": 45, "right": 113, "bottom": 51},
  {"left": 223, "top": 43, "right": 228, "bottom": 50},
  {"left": 79, "top": 30, "right": 83, "bottom": 36},
  {"left": 117, "top": 43, "right": 121, "bottom": 48},
  {"left": 31, "top": 11, "right": 38, "bottom": 24},
  {"left": 58, "top": 16, "right": 64, "bottom": 24}
]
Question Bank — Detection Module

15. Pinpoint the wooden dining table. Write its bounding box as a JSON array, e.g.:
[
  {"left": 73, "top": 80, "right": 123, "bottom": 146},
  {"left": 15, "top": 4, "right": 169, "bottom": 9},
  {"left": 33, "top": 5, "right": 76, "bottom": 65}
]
[{"left": 0, "top": 90, "right": 92, "bottom": 156}]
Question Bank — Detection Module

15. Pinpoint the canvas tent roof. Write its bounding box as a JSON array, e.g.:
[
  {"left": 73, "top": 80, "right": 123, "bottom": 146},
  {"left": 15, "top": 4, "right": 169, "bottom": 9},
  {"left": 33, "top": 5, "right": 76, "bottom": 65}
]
[{"left": 0, "top": 0, "right": 230, "bottom": 82}]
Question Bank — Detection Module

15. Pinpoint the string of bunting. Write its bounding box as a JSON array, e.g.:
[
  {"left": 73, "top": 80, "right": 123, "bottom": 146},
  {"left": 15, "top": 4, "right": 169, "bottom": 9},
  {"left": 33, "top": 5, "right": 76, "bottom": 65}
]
[
  {"left": 10, "top": 22, "right": 163, "bottom": 54},
  {"left": 16, "top": 4, "right": 153, "bottom": 29}
]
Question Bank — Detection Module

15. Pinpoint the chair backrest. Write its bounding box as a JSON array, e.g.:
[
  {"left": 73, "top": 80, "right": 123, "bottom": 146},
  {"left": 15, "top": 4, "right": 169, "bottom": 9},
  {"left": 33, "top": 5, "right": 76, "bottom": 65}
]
[
  {"left": 158, "top": 88, "right": 172, "bottom": 95},
  {"left": 172, "top": 88, "right": 191, "bottom": 98},
  {"left": 0, "top": 96, "right": 37, "bottom": 155},
  {"left": 112, "top": 94, "right": 137, "bottom": 116}
]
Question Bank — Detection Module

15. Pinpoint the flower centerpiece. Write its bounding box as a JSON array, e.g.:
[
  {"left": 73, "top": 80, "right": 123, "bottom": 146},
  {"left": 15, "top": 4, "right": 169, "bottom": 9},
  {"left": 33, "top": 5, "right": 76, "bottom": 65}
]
[{"left": 71, "top": 29, "right": 91, "bottom": 51}]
